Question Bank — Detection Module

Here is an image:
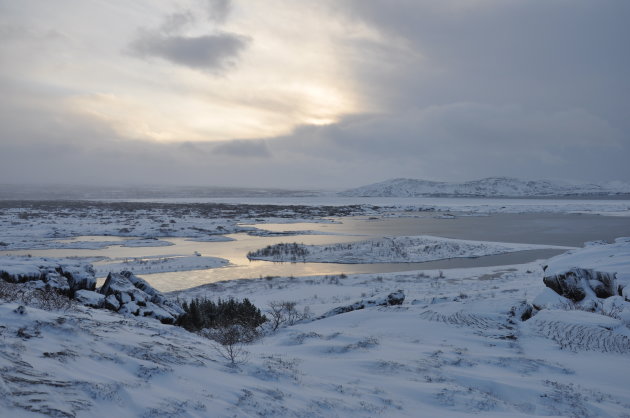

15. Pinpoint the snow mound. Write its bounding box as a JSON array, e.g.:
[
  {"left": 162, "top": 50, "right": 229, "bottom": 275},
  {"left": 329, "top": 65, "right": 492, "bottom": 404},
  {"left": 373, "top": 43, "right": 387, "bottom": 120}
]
[
  {"left": 247, "top": 235, "right": 571, "bottom": 264},
  {"left": 524, "top": 309, "right": 630, "bottom": 354}
]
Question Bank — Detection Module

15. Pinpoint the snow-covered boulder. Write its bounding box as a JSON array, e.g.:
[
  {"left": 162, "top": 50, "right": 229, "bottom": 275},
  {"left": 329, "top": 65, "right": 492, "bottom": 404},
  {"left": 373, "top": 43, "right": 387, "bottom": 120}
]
[
  {"left": 509, "top": 300, "right": 534, "bottom": 321},
  {"left": 119, "top": 301, "right": 140, "bottom": 316},
  {"left": 543, "top": 268, "right": 611, "bottom": 302},
  {"left": 319, "top": 290, "right": 405, "bottom": 319},
  {"left": 533, "top": 238, "right": 630, "bottom": 323},
  {"left": 74, "top": 290, "right": 105, "bottom": 308},
  {"left": 138, "top": 302, "right": 177, "bottom": 323},
  {"left": 54, "top": 264, "right": 97, "bottom": 293},
  {"left": 98, "top": 271, "right": 182, "bottom": 323},
  {"left": 0, "top": 256, "right": 96, "bottom": 295},
  {"left": 100, "top": 272, "right": 137, "bottom": 296},
  {"left": 532, "top": 288, "right": 571, "bottom": 310},
  {"left": 40, "top": 272, "right": 71, "bottom": 293},
  {"left": 386, "top": 290, "right": 405, "bottom": 306},
  {"left": 104, "top": 294, "right": 120, "bottom": 311},
  {"left": 125, "top": 272, "right": 161, "bottom": 297},
  {"left": 542, "top": 238, "right": 630, "bottom": 302}
]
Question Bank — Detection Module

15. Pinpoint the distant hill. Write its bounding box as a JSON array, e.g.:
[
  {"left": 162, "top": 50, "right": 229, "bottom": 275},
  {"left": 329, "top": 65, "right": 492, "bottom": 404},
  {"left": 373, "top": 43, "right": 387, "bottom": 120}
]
[{"left": 340, "top": 177, "right": 630, "bottom": 198}]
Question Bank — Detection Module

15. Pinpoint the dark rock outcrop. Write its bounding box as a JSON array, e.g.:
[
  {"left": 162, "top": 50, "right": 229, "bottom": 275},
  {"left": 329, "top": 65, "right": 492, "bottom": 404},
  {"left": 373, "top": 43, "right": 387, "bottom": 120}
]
[
  {"left": 386, "top": 290, "right": 405, "bottom": 306},
  {"left": 543, "top": 268, "right": 617, "bottom": 302},
  {"left": 509, "top": 301, "right": 534, "bottom": 322},
  {"left": 54, "top": 265, "right": 97, "bottom": 294},
  {"left": 0, "top": 259, "right": 96, "bottom": 297}
]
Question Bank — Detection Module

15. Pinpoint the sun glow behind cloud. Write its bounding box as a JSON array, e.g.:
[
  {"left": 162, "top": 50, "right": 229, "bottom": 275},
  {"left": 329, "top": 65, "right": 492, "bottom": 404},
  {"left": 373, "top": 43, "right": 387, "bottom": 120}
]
[{"left": 0, "top": 0, "right": 376, "bottom": 143}]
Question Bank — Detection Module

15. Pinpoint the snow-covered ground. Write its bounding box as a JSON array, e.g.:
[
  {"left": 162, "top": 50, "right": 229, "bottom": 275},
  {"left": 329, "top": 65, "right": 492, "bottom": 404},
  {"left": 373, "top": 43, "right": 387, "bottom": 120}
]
[
  {"left": 1, "top": 198, "right": 629, "bottom": 416},
  {"left": 1, "top": 253, "right": 629, "bottom": 417},
  {"left": 3, "top": 238, "right": 176, "bottom": 251},
  {"left": 247, "top": 236, "right": 573, "bottom": 264}
]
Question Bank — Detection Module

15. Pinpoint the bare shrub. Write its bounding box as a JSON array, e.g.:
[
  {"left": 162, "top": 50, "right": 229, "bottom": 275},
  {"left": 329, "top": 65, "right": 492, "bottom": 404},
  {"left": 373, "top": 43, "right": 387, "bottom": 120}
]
[
  {"left": 266, "top": 301, "right": 311, "bottom": 332},
  {"left": 28, "top": 287, "right": 75, "bottom": 311},
  {"left": 557, "top": 299, "right": 625, "bottom": 320},
  {"left": 0, "top": 281, "right": 22, "bottom": 301},
  {"left": 201, "top": 325, "right": 253, "bottom": 366},
  {"left": 0, "top": 282, "right": 74, "bottom": 311}
]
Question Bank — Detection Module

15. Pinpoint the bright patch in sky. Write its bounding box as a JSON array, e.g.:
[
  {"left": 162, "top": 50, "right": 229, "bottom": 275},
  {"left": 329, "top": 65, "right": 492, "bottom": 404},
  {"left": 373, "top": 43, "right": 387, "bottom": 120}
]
[{"left": 0, "top": 0, "right": 378, "bottom": 142}]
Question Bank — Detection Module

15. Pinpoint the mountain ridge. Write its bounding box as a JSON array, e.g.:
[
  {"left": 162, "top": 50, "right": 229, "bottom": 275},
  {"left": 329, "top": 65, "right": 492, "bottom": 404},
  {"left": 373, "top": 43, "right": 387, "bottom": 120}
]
[{"left": 340, "top": 177, "right": 630, "bottom": 197}]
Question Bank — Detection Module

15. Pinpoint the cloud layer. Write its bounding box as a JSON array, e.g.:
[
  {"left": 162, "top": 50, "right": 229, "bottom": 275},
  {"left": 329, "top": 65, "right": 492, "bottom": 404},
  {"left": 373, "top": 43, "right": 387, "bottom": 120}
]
[{"left": 0, "top": 0, "right": 629, "bottom": 188}]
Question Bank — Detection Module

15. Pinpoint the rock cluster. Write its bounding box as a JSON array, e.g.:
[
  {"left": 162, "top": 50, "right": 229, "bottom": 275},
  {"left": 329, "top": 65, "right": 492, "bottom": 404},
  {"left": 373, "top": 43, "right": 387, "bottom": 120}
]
[
  {"left": 528, "top": 239, "right": 630, "bottom": 325},
  {"left": 0, "top": 257, "right": 182, "bottom": 324},
  {"left": 0, "top": 258, "right": 96, "bottom": 296},
  {"left": 78, "top": 271, "right": 183, "bottom": 324},
  {"left": 543, "top": 267, "right": 618, "bottom": 302}
]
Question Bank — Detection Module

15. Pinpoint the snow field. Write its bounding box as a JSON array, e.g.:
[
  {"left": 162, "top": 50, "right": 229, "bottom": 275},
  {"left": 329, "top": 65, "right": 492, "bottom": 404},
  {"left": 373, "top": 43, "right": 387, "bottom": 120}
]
[{"left": 1, "top": 259, "right": 629, "bottom": 416}]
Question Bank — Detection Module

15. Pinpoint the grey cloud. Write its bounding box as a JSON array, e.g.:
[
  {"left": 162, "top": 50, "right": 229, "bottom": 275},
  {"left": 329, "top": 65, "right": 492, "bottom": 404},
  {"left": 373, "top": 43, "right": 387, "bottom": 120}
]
[
  {"left": 159, "top": 12, "right": 195, "bottom": 35},
  {"left": 1, "top": 98, "right": 628, "bottom": 188},
  {"left": 2, "top": 69, "right": 626, "bottom": 188},
  {"left": 128, "top": 30, "right": 249, "bottom": 72},
  {"left": 205, "top": 0, "right": 232, "bottom": 23},
  {"left": 269, "top": 103, "right": 628, "bottom": 184},
  {"left": 212, "top": 140, "right": 270, "bottom": 158},
  {"left": 0, "top": 24, "right": 66, "bottom": 43},
  {"left": 178, "top": 141, "right": 207, "bottom": 155},
  {"left": 340, "top": 0, "right": 630, "bottom": 131}
]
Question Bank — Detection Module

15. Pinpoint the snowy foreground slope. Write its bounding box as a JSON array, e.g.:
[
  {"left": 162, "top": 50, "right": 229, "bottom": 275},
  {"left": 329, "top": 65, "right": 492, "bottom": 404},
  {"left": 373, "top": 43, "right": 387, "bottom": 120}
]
[
  {"left": 1, "top": 242, "right": 630, "bottom": 417},
  {"left": 342, "top": 177, "right": 630, "bottom": 197}
]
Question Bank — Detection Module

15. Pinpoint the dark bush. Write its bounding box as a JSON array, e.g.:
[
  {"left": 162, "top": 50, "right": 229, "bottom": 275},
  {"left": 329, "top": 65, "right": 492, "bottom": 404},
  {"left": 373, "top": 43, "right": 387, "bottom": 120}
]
[
  {"left": 247, "top": 243, "right": 309, "bottom": 262},
  {"left": 177, "top": 297, "right": 266, "bottom": 332}
]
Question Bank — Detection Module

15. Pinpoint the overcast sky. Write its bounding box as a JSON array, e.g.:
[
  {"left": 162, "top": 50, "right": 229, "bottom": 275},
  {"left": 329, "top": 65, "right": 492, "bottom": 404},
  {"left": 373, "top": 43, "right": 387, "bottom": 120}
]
[{"left": 1, "top": 0, "right": 628, "bottom": 189}]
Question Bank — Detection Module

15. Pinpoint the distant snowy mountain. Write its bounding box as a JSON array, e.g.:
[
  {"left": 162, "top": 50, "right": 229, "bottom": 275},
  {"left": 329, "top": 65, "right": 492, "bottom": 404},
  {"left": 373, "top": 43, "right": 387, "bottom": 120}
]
[{"left": 340, "top": 177, "right": 630, "bottom": 197}]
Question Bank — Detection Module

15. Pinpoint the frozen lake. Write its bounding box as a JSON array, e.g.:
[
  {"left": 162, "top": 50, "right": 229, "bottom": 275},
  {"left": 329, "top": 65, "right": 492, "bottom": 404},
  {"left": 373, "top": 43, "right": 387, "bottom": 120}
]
[{"left": 3, "top": 212, "right": 629, "bottom": 291}]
